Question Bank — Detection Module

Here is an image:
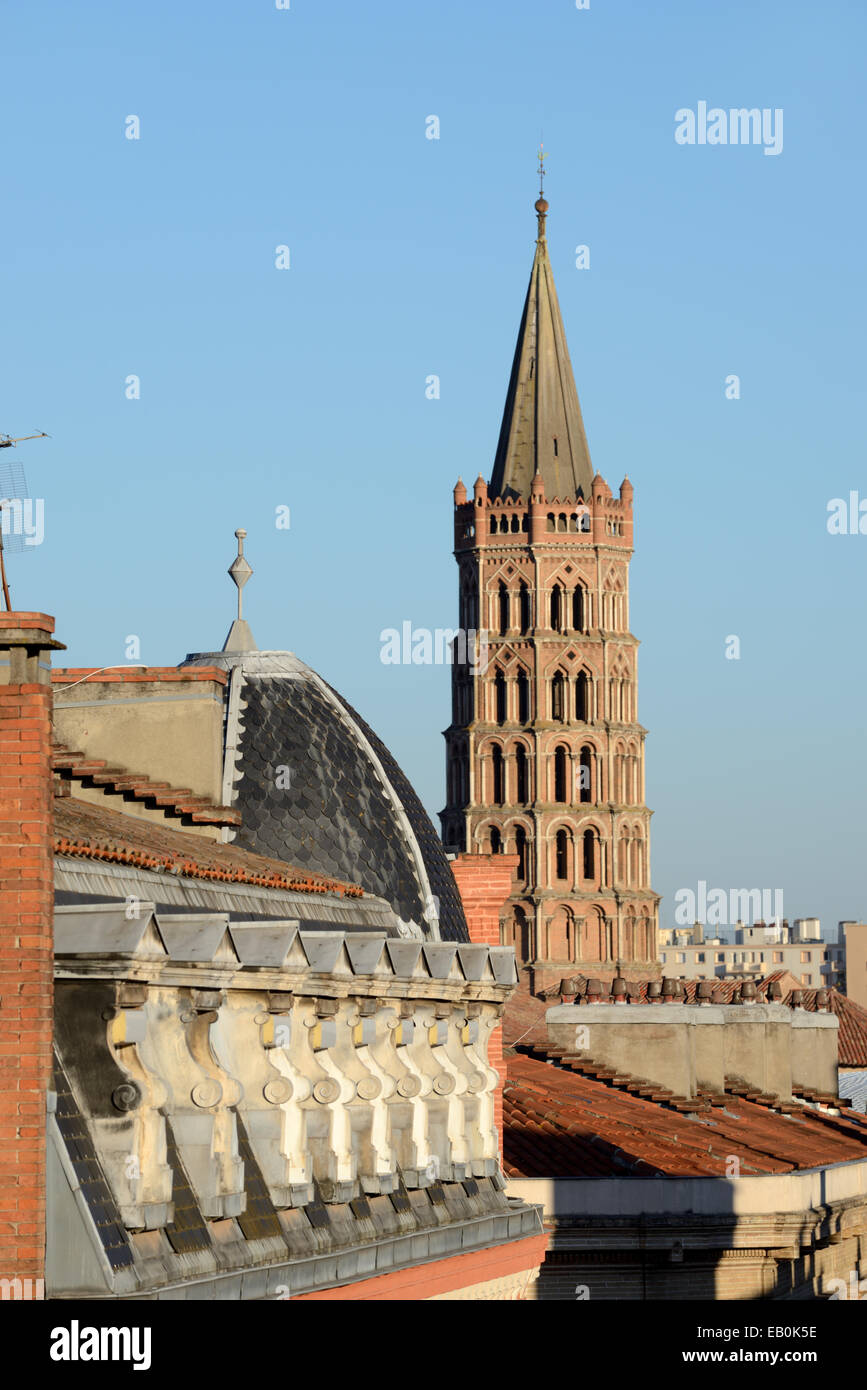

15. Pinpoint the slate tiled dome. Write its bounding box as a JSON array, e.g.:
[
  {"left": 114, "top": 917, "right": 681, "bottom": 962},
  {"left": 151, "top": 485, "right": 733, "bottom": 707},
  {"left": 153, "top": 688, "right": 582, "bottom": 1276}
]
[{"left": 182, "top": 649, "right": 468, "bottom": 943}]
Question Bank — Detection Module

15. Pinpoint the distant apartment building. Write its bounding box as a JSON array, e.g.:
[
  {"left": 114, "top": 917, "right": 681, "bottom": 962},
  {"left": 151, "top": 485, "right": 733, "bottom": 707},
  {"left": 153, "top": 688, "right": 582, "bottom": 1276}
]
[
  {"left": 842, "top": 922, "right": 867, "bottom": 1010},
  {"left": 658, "top": 919, "right": 844, "bottom": 990}
]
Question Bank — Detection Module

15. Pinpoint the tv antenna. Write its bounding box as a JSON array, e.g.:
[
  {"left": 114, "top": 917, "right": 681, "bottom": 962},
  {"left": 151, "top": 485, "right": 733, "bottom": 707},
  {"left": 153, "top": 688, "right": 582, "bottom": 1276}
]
[
  {"left": 0, "top": 430, "right": 49, "bottom": 449},
  {"left": 0, "top": 429, "right": 50, "bottom": 610}
]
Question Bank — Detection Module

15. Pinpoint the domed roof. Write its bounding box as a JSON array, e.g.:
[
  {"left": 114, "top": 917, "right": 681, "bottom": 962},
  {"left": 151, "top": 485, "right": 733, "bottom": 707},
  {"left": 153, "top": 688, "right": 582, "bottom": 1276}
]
[{"left": 181, "top": 649, "right": 468, "bottom": 943}]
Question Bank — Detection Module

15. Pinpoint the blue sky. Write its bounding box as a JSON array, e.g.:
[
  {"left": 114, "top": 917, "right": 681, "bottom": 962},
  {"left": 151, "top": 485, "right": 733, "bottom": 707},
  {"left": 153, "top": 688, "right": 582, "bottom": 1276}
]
[{"left": 2, "top": 1, "right": 865, "bottom": 937}]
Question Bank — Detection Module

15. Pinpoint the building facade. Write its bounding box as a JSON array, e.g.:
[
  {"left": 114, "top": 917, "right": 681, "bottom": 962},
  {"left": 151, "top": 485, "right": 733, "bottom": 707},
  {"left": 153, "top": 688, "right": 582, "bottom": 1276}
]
[
  {"left": 659, "top": 922, "right": 845, "bottom": 990},
  {"left": 440, "top": 190, "right": 658, "bottom": 979},
  {"left": 842, "top": 922, "right": 867, "bottom": 1010}
]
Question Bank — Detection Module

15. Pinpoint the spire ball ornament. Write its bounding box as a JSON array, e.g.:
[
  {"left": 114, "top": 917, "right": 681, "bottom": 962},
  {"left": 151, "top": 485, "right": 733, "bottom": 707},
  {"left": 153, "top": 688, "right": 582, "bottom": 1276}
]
[
  {"left": 228, "top": 528, "right": 252, "bottom": 621},
  {"left": 222, "top": 527, "right": 258, "bottom": 653}
]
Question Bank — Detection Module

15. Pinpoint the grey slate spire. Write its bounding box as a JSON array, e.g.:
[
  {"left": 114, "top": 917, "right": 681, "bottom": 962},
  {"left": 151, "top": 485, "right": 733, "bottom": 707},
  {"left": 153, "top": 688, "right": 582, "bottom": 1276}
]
[
  {"left": 489, "top": 179, "right": 594, "bottom": 503},
  {"left": 222, "top": 528, "right": 258, "bottom": 652}
]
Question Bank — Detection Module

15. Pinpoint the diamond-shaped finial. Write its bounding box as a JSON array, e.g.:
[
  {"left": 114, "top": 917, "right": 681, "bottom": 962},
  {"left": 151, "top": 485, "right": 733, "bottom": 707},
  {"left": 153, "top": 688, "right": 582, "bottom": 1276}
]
[
  {"left": 221, "top": 528, "right": 258, "bottom": 653},
  {"left": 228, "top": 528, "right": 252, "bottom": 619}
]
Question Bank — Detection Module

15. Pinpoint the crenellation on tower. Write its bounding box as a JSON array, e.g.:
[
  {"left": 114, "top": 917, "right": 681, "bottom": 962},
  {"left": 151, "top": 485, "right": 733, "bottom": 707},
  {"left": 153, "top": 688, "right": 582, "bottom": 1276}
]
[{"left": 441, "top": 185, "right": 659, "bottom": 989}]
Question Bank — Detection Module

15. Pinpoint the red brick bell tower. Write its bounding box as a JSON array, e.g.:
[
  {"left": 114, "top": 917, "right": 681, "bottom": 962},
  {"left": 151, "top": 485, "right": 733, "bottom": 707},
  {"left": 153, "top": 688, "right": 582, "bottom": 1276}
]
[{"left": 440, "top": 184, "right": 659, "bottom": 988}]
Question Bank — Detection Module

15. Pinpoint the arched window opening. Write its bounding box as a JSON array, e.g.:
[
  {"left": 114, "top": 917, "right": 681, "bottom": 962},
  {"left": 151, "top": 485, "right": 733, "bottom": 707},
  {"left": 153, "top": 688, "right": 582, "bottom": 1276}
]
[
  {"left": 546, "top": 513, "right": 555, "bottom": 532},
  {"left": 572, "top": 587, "right": 585, "bottom": 632},
  {"left": 579, "top": 746, "right": 593, "bottom": 803},
  {"left": 555, "top": 829, "right": 569, "bottom": 880},
  {"left": 516, "top": 744, "right": 528, "bottom": 803},
  {"left": 519, "top": 582, "right": 531, "bottom": 634},
  {"left": 631, "top": 835, "right": 643, "bottom": 887},
  {"left": 490, "top": 825, "right": 502, "bottom": 855},
  {"left": 492, "top": 745, "right": 505, "bottom": 805},
  {"left": 583, "top": 829, "right": 595, "bottom": 880},
  {"left": 575, "top": 670, "right": 590, "bottom": 721},
  {"left": 498, "top": 582, "right": 509, "bottom": 636},
  {"left": 515, "top": 825, "right": 528, "bottom": 882},
  {"left": 550, "top": 584, "right": 563, "bottom": 631},
  {"left": 618, "top": 835, "right": 629, "bottom": 884},
  {"left": 517, "top": 669, "right": 530, "bottom": 724},
  {"left": 554, "top": 745, "right": 568, "bottom": 803},
  {"left": 495, "top": 669, "right": 507, "bottom": 725},
  {"left": 489, "top": 515, "right": 497, "bottom": 534},
  {"left": 511, "top": 515, "right": 520, "bottom": 532},
  {"left": 557, "top": 513, "right": 567, "bottom": 532},
  {"left": 551, "top": 671, "right": 565, "bottom": 722}
]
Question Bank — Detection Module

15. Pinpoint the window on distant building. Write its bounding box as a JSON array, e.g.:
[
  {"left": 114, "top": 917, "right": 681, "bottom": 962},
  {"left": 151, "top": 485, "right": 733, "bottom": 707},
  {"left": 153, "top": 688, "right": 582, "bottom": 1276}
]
[
  {"left": 519, "top": 583, "right": 531, "bottom": 634},
  {"left": 801, "top": 974, "right": 810, "bottom": 985},
  {"left": 517, "top": 669, "right": 530, "bottom": 724},
  {"left": 716, "top": 953, "right": 725, "bottom": 963},
  {"left": 550, "top": 584, "right": 563, "bottom": 632},
  {"left": 801, "top": 951, "right": 811, "bottom": 963},
  {"left": 554, "top": 745, "right": 568, "bottom": 803},
  {"left": 697, "top": 953, "right": 705, "bottom": 962},
  {"left": 516, "top": 744, "right": 528, "bottom": 803},
  {"left": 515, "top": 825, "right": 528, "bottom": 882},
  {"left": 495, "top": 670, "right": 507, "bottom": 724},
  {"left": 676, "top": 953, "right": 686, "bottom": 964},
  {"left": 555, "top": 829, "right": 569, "bottom": 880},
  {"left": 773, "top": 951, "right": 783, "bottom": 963},
  {"left": 551, "top": 672, "right": 565, "bottom": 722},
  {"left": 498, "top": 582, "right": 509, "bottom": 636}
]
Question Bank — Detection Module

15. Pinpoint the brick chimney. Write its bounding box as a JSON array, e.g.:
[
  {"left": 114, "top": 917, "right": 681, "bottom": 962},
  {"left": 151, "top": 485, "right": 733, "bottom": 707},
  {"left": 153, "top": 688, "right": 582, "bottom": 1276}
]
[
  {"left": 0, "top": 613, "right": 63, "bottom": 1296},
  {"left": 450, "top": 852, "right": 517, "bottom": 1149}
]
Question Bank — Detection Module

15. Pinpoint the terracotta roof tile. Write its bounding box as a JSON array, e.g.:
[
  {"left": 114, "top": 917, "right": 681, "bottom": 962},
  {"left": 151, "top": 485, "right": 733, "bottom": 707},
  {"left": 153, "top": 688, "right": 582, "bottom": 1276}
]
[
  {"left": 52, "top": 743, "right": 241, "bottom": 827},
  {"left": 53, "top": 796, "right": 364, "bottom": 899},
  {"left": 504, "top": 1049, "right": 867, "bottom": 1179}
]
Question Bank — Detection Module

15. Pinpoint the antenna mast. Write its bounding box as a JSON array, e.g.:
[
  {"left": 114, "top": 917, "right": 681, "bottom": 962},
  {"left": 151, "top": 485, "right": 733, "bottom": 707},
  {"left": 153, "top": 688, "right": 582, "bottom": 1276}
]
[{"left": 0, "top": 429, "right": 50, "bottom": 610}]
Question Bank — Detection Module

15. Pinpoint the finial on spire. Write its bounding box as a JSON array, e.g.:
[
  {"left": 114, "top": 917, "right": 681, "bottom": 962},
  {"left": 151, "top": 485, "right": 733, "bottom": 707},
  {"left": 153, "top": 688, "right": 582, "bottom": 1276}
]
[
  {"left": 223, "top": 528, "right": 258, "bottom": 653},
  {"left": 228, "top": 528, "right": 252, "bottom": 620},
  {"left": 535, "top": 141, "right": 549, "bottom": 240}
]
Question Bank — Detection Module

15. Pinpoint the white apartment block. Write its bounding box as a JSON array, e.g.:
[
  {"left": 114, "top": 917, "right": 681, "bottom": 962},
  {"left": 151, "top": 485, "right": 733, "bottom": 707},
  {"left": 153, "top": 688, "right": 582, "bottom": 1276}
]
[{"left": 658, "top": 919, "right": 845, "bottom": 990}]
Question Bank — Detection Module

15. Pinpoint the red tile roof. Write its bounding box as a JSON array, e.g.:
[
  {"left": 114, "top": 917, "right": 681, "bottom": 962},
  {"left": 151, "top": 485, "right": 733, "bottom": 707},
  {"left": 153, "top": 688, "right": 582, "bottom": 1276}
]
[
  {"left": 790, "top": 988, "right": 867, "bottom": 1069},
  {"left": 503, "top": 1048, "right": 867, "bottom": 1180},
  {"left": 53, "top": 796, "right": 364, "bottom": 899},
  {"left": 52, "top": 744, "right": 241, "bottom": 827}
]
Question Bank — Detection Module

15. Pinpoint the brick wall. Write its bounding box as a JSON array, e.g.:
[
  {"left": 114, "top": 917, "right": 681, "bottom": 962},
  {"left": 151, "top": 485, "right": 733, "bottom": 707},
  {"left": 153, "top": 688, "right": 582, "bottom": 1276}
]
[
  {"left": 450, "top": 853, "right": 518, "bottom": 1146},
  {"left": 0, "top": 613, "right": 61, "bottom": 1294}
]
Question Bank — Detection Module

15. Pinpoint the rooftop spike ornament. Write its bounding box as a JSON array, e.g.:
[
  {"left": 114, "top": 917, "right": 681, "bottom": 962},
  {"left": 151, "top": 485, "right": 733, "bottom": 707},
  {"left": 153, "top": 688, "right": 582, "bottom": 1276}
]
[
  {"left": 222, "top": 528, "right": 258, "bottom": 652},
  {"left": 535, "top": 141, "right": 548, "bottom": 240}
]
